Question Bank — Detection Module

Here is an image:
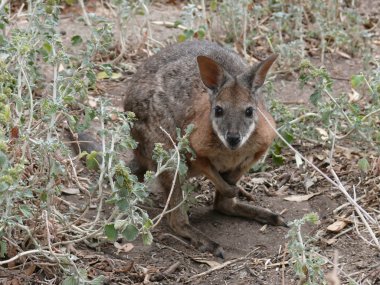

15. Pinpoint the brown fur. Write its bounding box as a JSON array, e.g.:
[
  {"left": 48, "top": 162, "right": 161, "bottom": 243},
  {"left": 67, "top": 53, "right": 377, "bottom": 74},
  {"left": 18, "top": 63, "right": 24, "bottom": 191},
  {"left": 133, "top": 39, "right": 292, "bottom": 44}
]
[{"left": 123, "top": 40, "right": 285, "bottom": 257}]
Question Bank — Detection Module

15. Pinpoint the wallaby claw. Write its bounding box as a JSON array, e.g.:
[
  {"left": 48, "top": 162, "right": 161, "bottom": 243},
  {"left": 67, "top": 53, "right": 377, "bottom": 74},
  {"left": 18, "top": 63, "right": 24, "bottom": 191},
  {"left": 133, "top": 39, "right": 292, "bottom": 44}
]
[
  {"left": 268, "top": 213, "right": 288, "bottom": 227},
  {"left": 277, "top": 216, "right": 289, "bottom": 227}
]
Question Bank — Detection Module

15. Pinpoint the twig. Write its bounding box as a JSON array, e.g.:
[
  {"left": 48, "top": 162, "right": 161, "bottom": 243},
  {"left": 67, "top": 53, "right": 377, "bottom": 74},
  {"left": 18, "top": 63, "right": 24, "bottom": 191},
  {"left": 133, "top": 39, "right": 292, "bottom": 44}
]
[
  {"left": 186, "top": 248, "right": 259, "bottom": 282},
  {"left": 265, "top": 259, "right": 292, "bottom": 268},
  {"left": 332, "top": 226, "right": 353, "bottom": 239},
  {"left": 325, "top": 89, "right": 373, "bottom": 146},
  {"left": 78, "top": 0, "right": 92, "bottom": 26},
  {"left": 151, "top": 127, "right": 181, "bottom": 229},
  {"left": 315, "top": 252, "right": 358, "bottom": 284},
  {"left": 163, "top": 261, "right": 181, "bottom": 275},
  {"left": 158, "top": 233, "right": 189, "bottom": 247},
  {"left": 242, "top": 0, "right": 248, "bottom": 59},
  {"left": 138, "top": 0, "right": 153, "bottom": 54},
  {"left": 325, "top": 250, "right": 341, "bottom": 285},
  {"left": 200, "top": 0, "right": 210, "bottom": 40},
  {"left": 282, "top": 243, "right": 288, "bottom": 285},
  {"left": 185, "top": 257, "right": 245, "bottom": 282},
  {"left": 352, "top": 211, "right": 379, "bottom": 249},
  {"left": 151, "top": 192, "right": 188, "bottom": 222},
  {"left": 277, "top": 112, "right": 321, "bottom": 131},
  {"left": 18, "top": 60, "right": 34, "bottom": 133},
  {"left": 333, "top": 195, "right": 366, "bottom": 214},
  {"left": 43, "top": 210, "right": 60, "bottom": 264},
  {"left": 237, "top": 184, "right": 256, "bottom": 201},
  {"left": 361, "top": 108, "right": 380, "bottom": 122},
  {"left": 0, "top": 0, "right": 8, "bottom": 11},
  {"left": 52, "top": 210, "right": 118, "bottom": 247},
  {"left": 0, "top": 249, "right": 49, "bottom": 266}
]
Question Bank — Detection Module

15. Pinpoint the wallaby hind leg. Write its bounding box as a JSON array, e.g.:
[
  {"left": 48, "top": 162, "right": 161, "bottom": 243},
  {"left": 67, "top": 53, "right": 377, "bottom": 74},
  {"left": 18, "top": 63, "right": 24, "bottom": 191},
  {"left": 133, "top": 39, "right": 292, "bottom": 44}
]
[
  {"left": 214, "top": 171, "right": 287, "bottom": 226},
  {"left": 128, "top": 153, "right": 148, "bottom": 182},
  {"left": 214, "top": 192, "right": 287, "bottom": 226},
  {"left": 158, "top": 172, "right": 225, "bottom": 257}
]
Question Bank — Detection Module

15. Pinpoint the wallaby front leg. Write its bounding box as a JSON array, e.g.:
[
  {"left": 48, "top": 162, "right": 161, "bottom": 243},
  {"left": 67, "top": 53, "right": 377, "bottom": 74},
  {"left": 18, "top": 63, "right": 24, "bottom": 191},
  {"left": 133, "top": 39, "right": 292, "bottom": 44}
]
[
  {"left": 191, "top": 159, "right": 239, "bottom": 198},
  {"left": 220, "top": 168, "right": 246, "bottom": 185}
]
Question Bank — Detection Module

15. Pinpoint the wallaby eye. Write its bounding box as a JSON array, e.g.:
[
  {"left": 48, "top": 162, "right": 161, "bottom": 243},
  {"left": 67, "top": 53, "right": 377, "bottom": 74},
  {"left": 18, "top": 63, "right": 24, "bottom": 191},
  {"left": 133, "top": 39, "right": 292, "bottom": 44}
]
[
  {"left": 245, "top": 107, "right": 254, "bottom": 118},
  {"left": 214, "top": 106, "right": 224, "bottom": 117}
]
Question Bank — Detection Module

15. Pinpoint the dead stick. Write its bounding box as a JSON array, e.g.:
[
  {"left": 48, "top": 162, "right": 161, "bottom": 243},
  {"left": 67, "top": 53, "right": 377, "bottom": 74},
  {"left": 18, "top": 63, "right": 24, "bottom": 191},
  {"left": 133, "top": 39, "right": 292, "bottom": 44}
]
[
  {"left": 282, "top": 244, "right": 288, "bottom": 285},
  {"left": 238, "top": 185, "right": 256, "bottom": 201},
  {"left": 164, "top": 261, "right": 181, "bottom": 275},
  {"left": 186, "top": 257, "right": 245, "bottom": 282}
]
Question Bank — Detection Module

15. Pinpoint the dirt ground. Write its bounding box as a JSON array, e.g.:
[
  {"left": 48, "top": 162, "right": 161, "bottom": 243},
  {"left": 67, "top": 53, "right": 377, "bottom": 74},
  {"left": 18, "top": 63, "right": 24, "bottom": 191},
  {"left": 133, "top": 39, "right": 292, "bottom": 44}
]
[{"left": 5, "top": 1, "right": 379, "bottom": 284}]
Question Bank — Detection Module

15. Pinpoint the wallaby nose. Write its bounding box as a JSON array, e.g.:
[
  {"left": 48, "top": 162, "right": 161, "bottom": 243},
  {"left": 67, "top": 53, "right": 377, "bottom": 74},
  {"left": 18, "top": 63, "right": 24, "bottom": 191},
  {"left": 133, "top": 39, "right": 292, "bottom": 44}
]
[{"left": 226, "top": 132, "right": 241, "bottom": 149}]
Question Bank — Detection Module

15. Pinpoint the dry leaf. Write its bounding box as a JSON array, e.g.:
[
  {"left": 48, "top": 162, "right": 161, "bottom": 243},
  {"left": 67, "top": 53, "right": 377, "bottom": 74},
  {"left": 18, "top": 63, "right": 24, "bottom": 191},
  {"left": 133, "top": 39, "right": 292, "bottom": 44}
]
[
  {"left": 61, "top": 188, "right": 80, "bottom": 195},
  {"left": 23, "top": 263, "right": 36, "bottom": 276},
  {"left": 325, "top": 238, "right": 337, "bottom": 245},
  {"left": 284, "top": 192, "right": 322, "bottom": 202},
  {"left": 327, "top": 220, "right": 347, "bottom": 232},
  {"left": 314, "top": 153, "right": 325, "bottom": 161},
  {"left": 110, "top": 113, "right": 119, "bottom": 121},
  {"left": 304, "top": 175, "right": 315, "bottom": 191},
  {"left": 250, "top": 177, "right": 266, "bottom": 184},
  {"left": 349, "top": 88, "right": 360, "bottom": 103},
  {"left": 192, "top": 257, "right": 221, "bottom": 269},
  {"left": 6, "top": 278, "right": 21, "bottom": 285},
  {"left": 10, "top": 127, "right": 19, "bottom": 140},
  {"left": 114, "top": 242, "right": 134, "bottom": 253},
  {"left": 88, "top": 97, "right": 97, "bottom": 108},
  {"left": 295, "top": 153, "right": 303, "bottom": 168},
  {"left": 316, "top": 127, "right": 328, "bottom": 141},
  {"left": 336, "top": 50, "right": 351, "bottom": 59}
]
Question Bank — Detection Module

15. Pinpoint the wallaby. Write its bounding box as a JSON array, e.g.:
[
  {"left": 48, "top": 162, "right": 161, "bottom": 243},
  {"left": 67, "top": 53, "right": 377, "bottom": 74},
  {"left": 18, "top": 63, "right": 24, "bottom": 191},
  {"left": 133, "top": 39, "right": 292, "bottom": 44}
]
[{"left": 123, "top": 40, "right": 286, "bottom": 257}]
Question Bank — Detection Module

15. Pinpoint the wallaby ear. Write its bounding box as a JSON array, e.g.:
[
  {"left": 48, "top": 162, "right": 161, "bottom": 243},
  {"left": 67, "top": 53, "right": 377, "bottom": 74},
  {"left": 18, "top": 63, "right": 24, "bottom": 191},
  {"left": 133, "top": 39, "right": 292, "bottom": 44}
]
[
  {"left": 196, "top": 56, "right": 226, "bottom": 91},
  {"left": 252, "top": 54, "right": 278, "bottom": 88},
  {"left": 239, "top": 54, "right": 278, "bottom": 90}
]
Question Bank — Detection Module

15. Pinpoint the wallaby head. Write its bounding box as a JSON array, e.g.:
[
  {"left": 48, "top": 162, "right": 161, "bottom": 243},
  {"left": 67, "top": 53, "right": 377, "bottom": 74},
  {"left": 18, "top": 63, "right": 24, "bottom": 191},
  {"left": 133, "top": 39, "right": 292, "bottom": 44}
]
[{"left": 196, "top": 54, "right": 278, "bottom": 150}]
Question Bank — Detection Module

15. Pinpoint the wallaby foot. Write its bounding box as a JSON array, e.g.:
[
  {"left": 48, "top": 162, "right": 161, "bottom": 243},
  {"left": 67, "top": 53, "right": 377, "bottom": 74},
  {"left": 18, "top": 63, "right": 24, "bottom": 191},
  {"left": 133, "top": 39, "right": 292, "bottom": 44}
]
[
  {"left": 168, "top": 214, "right": 224, "bottom": 258},
  {"left": 214, "top": 192, "right": 287, "bottom": 227},
  {"left": 159, "top": 173, "right": 224, "bottom": 257}
]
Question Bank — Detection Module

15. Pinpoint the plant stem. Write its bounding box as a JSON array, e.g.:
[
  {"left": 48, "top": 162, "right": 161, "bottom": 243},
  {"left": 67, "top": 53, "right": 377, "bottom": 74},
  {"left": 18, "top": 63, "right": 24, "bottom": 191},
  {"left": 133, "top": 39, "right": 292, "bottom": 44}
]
[
  {"left": 0, "top": 0, "right": 8, "bottom": 11},
  {"left": 152, "top": 127, "right": 181, "bottom": 229}
]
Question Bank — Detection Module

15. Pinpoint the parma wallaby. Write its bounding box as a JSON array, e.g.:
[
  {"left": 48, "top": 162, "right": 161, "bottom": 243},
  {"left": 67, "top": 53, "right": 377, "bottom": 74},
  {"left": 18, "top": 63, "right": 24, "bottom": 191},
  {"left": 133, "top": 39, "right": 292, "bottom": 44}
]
[{"left": 124, "top": 40, "right": 285, "bottom": 257}]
